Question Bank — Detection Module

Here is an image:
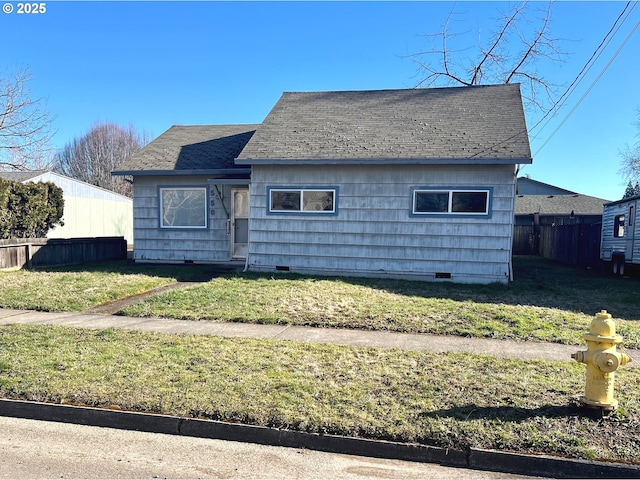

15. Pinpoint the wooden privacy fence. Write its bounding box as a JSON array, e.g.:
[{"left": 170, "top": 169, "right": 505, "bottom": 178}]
[
  {"left": 513, "top": 223, "right": 603, "bottom": 268},
  {"left": 0, "top": 237, "right": 127, "bottom": 270}
]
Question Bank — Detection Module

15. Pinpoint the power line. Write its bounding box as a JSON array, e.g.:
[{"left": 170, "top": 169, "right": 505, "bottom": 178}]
[
  {"left": 533, "top": 17, "right": 640, "bottom": 156},
  {"left": 529, "top": 1, "right": 636, "bottom": 139},
  {"left": 470, "top": 2, "right": 638, "bottom": 161}
]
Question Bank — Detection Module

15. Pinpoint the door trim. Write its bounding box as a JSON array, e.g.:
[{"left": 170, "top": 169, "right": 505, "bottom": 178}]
[{"left": 231, "top": 188, "right": 249, "bottom": 259}]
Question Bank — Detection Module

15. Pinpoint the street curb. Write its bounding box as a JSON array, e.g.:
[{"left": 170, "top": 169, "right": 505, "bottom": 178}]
[{"left": 1, "top": 398, "right": 639, "bottom": 478}]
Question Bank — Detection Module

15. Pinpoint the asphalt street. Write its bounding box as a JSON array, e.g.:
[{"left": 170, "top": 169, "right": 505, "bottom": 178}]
[{"left": 0, "top": 416, "right": 539, "bottom": 479}]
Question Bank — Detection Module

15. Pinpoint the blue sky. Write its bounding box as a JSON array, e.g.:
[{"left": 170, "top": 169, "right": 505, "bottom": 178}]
[{"left": 2, "top": 1, "right": 639, "bottom": 201}]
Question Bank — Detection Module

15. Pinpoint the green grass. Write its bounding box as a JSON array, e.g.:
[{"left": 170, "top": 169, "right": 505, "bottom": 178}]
[
  {"left": 119, "top": 258, "right": 640, "bottom": 348},
  {"left": 0, "top": 324, "right": 638, "bottom": 463},
  {"left": 1, "top": 257, "right": 640, "bottom": 348},
  {"left": 0, "top": 261, "right": 213, "bottom": 312},
  {"left": 1, "top": 258, "right": 639, "bottom": 464}
]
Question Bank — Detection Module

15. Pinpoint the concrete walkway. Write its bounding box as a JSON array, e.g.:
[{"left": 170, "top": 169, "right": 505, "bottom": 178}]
[
  {"left": 1, "top": 307, "right": 638, "bottom": 365},
  {"left": 2, "top": 306, "right": 640, "bottom": 478}
]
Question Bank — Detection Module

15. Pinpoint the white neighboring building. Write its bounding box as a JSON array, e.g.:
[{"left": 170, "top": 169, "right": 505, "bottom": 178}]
[
  {"left": 0, "top": 170, "right": 133, "bottom": 244},
  {"left": 601, "top": 195, "right": 640, "bottom": 275}
]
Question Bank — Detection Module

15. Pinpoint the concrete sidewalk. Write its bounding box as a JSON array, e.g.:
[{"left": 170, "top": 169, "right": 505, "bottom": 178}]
[
  {"left": 2, "top": 306, "right": 640, "bottom": 478},
  {"left": 1, "top": 307, "right": 638, "bottom": 365}
]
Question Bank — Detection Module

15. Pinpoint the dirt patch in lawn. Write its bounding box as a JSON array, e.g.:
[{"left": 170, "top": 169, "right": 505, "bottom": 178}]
[{"left": 81, "top": 282, "right": 202, "bottom": 315}]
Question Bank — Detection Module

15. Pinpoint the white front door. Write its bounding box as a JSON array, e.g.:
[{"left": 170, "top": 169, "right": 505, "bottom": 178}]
[{"left": 232, "top": 189, "right": 249, "bottom": 258}]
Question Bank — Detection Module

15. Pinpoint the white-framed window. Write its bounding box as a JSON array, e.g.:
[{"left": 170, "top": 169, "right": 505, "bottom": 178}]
[
  {"left": 411, "top": 187, "right": 492, "bottom": 217},
  {"left": 614, "top": 214, "right": 625, "bottom": 238},
  {"left": 159, "top": 187, "right": 208, "bottom": 229},
  {"left": 268, "top": 187, "right": 337, "bottom": 214}
]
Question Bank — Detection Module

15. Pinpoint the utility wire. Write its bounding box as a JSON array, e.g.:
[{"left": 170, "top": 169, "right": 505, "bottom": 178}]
[
  {"left": 533, "top": 17, "right": 640, "bottom": 156},
  {"left": 529, "top": 1, "right": 636, "bottom": 139},
  {"left": 470, "top": 2, "right": 638, "bottom": 160}
]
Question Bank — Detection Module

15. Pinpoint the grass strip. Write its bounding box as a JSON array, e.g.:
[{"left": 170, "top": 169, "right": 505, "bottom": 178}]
[
  {"left": 0, "top": 324, "right": 639, "bottom": 464},
  {"left": 1, "top": 257, "right": 640, "bottom": 348},
  {"left": 0, "top": 262, "right": 211, "bottom": 312},
  {"left": 120, "top": 272, "right": 640, "bottom": 348}
]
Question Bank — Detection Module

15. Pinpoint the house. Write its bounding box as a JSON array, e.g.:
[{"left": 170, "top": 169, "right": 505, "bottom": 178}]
[
  {"left": 113, "top": 84, "right": 532, "bottom": 284},
  {"left": 517, "top": 177, "right": 578, "bottom": 196},
  {"left": 515, "top": 177, "right": 609, "bottom": 227},
  {"left": 0, "top": 171, "right": 133, "bottom": 244},
  {"left": 512, "top": 178, "right": 610, "bottom": 265}
]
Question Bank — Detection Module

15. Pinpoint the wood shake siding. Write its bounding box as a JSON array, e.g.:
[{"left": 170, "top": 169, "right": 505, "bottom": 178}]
[
  {"left": 132, "top": 176, "right": 234, "bottom": 263},
  {"left": 247, "top": 164, "right": 515, "bottom": 283}
]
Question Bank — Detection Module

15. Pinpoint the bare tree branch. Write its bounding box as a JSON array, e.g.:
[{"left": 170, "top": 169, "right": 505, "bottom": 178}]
[
  {"left": 472, "top": 2, "right": 527, "bottom": 85},
  {"left": 407, "top": 1, "right": 565, "bottom": 116},
  {"left": 54, "top": 121, "right": 149, "bottom": 197},
  {"left": 619, "top": 108, "right": 640, "bottom": 186},
  {"left": 0, "top": 67, "right": 55, "bottom": 170}
]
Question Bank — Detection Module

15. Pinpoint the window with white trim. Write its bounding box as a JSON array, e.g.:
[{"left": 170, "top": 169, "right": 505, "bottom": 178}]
[
  {"left": 614, "top": 214, "right": 625, "bottom": 238},
  {"left": 160, "top": 187, "right": 207, "bottom": 228},
  {"left": 269, "top": 188, "right": 336, "bottom": 213},
  {"left": 412, "top": 188, "right": 491, "bottom": 216}
]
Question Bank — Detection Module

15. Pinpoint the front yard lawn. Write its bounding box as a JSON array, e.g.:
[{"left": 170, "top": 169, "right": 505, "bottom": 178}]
[
  {"left": 1, "top": 257, "right": 640, "bottom": 348},
  {"left": 0, "top": 324, "right": 639, "bottom": 464},
  {"left": 0, "top": 262, "right": 213, "bottom": 312},
  {"left": 1, "top": 258, "right": 639, "bottom": 465}
]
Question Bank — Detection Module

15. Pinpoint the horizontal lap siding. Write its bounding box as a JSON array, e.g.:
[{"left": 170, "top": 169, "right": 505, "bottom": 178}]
[
  {"left": 132, "top": 176, "right": 233, "bottom": 263},
  {"left": 601, "top": 199, "right": 640, "bottom": 263},
  {"left": 248, "top": 164, "right": 515, "bottom": 283}
]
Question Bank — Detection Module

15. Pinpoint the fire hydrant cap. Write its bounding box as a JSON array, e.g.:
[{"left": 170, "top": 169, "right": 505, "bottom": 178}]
[
  {"left": 596, "top": 352, "right": 620, "bottom": 373},
  {"left": 585, "top": 310, "right": 621, "bottom": 342}
]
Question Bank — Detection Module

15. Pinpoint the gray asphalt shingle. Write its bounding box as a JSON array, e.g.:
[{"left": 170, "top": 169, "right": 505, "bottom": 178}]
[
  {"left": 0, "top": 171, "right": 46, "bottom": 182},
  {"left": 515, "top": 194, "right": 608, "bottom": 216},
  {"left": 236, "top": 84, "right": 532, "bottom": 164},
  {"left": 113, "top": 125, "right": 258, "bottom": 174}
]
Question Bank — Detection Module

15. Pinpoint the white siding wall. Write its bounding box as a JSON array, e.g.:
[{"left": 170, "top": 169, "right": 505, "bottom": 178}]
[
  {"left": 132, "top": 175, "right": 238, "bottom": 263},
  {"left": 30, "top": 172, "right": 133, "bottom": 243},
  {"left": 47, "top": 197, "right": 133, "bottom": 243},
  {"left": 601, "top": 199, "right": 640, "bottom": 264},
  {"left": 248, "top": 164, "right": 517, "bottom": 284}
]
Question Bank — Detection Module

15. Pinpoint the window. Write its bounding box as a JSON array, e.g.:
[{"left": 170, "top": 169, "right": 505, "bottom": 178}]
[
  {"left": 269, "top": 188, "right": 336, "bottom": 214},
  {"left": 614, "top": 214, "right": 625, "bottom": 238},
  {"left": 412, "top": 188, "right": 491, "bottom": 216},
  {"left": 159, "top": 187, "right": 207, "bottom": 228}
]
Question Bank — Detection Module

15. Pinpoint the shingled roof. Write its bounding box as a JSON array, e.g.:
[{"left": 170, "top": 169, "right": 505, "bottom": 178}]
[
  {"left": 0, "top": 170, "right": 47, "bottom": 182},
  {"left": 515, "top": 194, "right": 609, "bottom": 216},
  {"left": 236, "top": 84, "right": 532, "bottom": 165},
  {"left": 113, "top": 125, "right": 257, "bottom": 175}
]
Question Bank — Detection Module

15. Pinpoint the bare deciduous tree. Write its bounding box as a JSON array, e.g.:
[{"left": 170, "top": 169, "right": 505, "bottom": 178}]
[
  {"left": 619, "top": 109, "right": 640, "bottom": 191},
  {"left": 0, "top": 67, "right": 55, "bottom": 170},
  {"left": 407, "top": 1, "right": 564, "bottom": 116},
  {"left": 54, "top": 122, "right": 149, "bottom": 197}
]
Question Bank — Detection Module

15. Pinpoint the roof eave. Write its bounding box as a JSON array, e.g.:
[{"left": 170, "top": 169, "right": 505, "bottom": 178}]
[
  {"left": 235, "top": 157, "right": 533, "bottom": 166},
  {"left": 605, "top": 195, "right": 640, "bottom": 206},
  {"left": 112, "top": 168, "right": 252, "bottom": 177}
]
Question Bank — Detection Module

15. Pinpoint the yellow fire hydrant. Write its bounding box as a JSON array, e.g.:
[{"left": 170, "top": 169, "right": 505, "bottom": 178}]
[{"left": 571, "top": 310, "right": 632, "bottom": 411}]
